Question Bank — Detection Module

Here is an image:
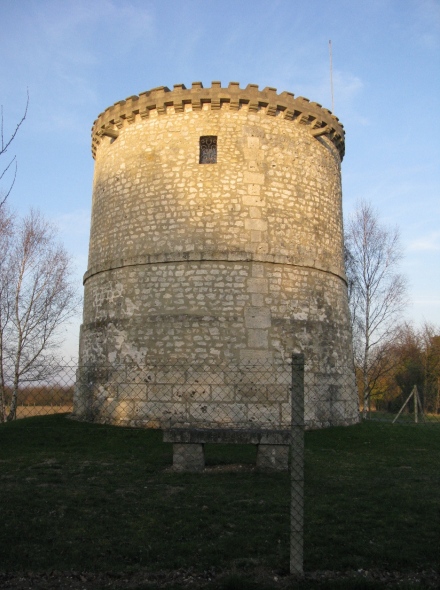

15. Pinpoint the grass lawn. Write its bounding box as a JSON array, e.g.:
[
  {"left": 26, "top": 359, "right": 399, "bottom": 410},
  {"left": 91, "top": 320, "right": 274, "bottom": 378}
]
[{"left": 0, "top": 415, "right": 439, "bottom": 589}]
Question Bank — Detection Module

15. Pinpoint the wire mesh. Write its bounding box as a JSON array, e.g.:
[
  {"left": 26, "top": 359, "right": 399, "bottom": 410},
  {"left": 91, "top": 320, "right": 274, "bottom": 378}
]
[
  {"left": 2, "top": 358, "right": 437, "bottom": 426},
  {"left": 0, "top": 356, "right": 439, "bottom": 579}
]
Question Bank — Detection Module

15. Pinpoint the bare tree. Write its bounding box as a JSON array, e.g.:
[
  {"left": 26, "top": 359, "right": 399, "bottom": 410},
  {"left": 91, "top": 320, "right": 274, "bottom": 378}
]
[
  {"left": 0, "top": 209, "right": 79, "bottom": 421},
  {"left": 345, "top": 200, "right": 408, "bottom": 417},
  {"left": 0, "top": 91, "right": 29, "bottom": 207}
]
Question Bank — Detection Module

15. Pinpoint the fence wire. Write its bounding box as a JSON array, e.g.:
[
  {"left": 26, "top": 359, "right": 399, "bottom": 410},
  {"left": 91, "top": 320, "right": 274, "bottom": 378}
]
[
  {"left": 2, "top": 358, "right": 437, "bottom": 426},
  {"left": 0, "top": 357, "right": 439, "bottom": 578}
]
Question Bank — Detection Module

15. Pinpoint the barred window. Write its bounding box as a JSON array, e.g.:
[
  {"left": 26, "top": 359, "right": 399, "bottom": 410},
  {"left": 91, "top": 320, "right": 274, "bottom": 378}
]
[{"left": 199, "top": 136, "right": 217, "bottom": 164}]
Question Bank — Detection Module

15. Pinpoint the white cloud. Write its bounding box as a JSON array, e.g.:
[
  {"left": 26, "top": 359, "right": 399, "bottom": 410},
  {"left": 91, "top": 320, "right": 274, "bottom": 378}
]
[
  {"left": 408, "top": 231, "right": 440, "bottom": 252},
  {"left": 413, "top": 299, "right": 440, "bottom": 305},
  {"left": 53, "top": 209, "right": 91, "bottom": 236},
  {"left": 417, "top": 0, "right": 440, "bottom": 28},
  {"left": 333, "top": 71, "right": 364, "bottom": 102},
  {"left": 35, "top": 0, "right": 154, "bottom": 58},
  {"left": 0, "top": 0, "right": 154, "bottom": 131},
  {"left": 295, "top": 67, "right": 369, "bottom": 126},
  {"left": 410, "top": 0, "right": 440, "bottom": 50}
]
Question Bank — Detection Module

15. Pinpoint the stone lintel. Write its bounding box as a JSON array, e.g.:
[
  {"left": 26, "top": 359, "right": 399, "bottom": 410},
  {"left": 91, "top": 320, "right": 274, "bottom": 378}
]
[{"left": 164, "top": 428, "right": 290, "bottom": 445}]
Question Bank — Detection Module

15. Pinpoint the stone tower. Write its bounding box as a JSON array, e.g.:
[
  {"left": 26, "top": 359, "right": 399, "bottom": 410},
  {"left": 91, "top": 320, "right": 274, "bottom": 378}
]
[{"left": 76, "top": 82, "right": 358, "bottom": 429}]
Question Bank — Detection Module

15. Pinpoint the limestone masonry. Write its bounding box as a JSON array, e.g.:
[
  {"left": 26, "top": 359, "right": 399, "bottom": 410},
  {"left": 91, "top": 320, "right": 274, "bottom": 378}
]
[{"left": 75, "top": 81, "right": 359, "bottom": 429}]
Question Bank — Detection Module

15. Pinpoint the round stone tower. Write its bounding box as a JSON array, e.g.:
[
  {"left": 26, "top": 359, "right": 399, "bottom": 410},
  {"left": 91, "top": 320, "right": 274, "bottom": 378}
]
[{"left": 76, "top": 82, "right": 358, "bottom": 429}]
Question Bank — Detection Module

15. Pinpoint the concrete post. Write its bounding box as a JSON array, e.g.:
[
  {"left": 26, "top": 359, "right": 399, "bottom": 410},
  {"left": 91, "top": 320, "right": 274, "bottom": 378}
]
[
  {"left": 256, "top": 444, "right": 289, "bottom": 471},
  {"left": 290, "top": 353, "right": 305, "bottom": 575}
]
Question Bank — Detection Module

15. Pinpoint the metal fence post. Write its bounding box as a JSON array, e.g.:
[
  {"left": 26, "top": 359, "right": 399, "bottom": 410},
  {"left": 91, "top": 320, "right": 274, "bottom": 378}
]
[{"left": 290, "top": 353, "right": 305, "bottom": 575}]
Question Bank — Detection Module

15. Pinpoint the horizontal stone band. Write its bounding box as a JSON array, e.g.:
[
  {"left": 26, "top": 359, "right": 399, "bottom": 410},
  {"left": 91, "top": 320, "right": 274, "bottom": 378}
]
[{"left": 83, "top": 250, "right": 347, "bottom": 285}]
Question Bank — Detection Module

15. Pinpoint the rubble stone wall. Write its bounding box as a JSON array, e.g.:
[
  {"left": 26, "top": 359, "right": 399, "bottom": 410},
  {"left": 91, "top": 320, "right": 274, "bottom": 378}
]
[{"left": 76, "top": 82, "right": 358, "bottom": 428}]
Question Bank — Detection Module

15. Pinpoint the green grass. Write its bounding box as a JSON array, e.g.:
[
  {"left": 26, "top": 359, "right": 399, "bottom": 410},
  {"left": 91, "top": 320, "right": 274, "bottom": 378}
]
[
  {"left": 0, "top": 415, "right": 439, "bottom": 589},
  {"left": 365, "top": 410, "right": 440, "bottom": 425},
  {"left": 305, "top": 422, "right": 440, "bottom": 572}
]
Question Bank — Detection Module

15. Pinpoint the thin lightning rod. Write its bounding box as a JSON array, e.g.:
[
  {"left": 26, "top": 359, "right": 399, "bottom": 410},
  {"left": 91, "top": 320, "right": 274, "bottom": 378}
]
[{"left": 329, "top": 40, "right": 334, "bottom": 113}]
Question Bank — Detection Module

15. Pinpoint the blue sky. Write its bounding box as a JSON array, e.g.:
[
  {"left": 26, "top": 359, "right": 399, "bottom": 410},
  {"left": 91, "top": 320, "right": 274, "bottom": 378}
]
[{"left": 1, "top": 0, "right": 439, "bottom": 358}]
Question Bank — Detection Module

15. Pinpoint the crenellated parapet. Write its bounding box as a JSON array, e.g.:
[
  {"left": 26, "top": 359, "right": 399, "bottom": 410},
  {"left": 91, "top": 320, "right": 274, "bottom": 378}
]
[{"left": 92, "top": 81, "right": 345, "bottom": 160}]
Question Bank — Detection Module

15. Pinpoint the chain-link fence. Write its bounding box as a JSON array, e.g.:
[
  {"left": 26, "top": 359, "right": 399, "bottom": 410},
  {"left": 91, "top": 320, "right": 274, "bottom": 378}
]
[
  {"left": 1, "top": 356, "right": 439, "bottom": 579},
  {"left": 2, "top": 358, "right": 438, "bottom": 427},
  {"left": 0, "top": 363, "right": 76, "bottom": 420},
  {"left": 363, "top": 383, "right": 440, "bottom": 425}
]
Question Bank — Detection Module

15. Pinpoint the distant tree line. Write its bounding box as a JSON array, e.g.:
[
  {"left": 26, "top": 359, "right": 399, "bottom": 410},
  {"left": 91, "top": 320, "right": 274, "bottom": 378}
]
[
  {"left": 1, "top": 384, "right": 74, "bottom": 407},
  {"left": 372, "top": 322, "right": 440, "bottom": 414}
]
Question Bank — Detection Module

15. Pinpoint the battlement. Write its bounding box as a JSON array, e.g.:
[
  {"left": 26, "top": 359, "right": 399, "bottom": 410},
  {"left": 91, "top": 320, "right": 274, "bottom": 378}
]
[{"left": 91, "top": 81, "right": 345, "bottom": 160}]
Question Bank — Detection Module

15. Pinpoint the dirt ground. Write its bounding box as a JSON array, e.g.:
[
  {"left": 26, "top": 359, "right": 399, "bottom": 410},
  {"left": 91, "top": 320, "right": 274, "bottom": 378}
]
[
  {"left": 0, "top": 567, "right": 439, "bottom": 589},
  {"left": 15, "top": 405, "right": 73, "bottom": 418}
]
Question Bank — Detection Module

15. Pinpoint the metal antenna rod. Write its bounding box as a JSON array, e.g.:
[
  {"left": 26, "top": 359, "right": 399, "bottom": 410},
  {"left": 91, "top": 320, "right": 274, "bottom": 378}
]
[{"left": 329, "top": 40, "right": 334, "bottom": 113}]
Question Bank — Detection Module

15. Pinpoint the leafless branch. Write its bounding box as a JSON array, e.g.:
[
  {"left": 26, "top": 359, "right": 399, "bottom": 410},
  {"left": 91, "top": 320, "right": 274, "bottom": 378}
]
[{"left": 0, "top": 90, "right": 29, "bottom": 207}]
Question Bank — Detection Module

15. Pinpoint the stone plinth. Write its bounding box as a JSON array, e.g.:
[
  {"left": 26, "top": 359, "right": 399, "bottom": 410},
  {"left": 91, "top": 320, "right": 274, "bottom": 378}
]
[{"left": 163, "top": 428, "right": 291, "bottom": 472}]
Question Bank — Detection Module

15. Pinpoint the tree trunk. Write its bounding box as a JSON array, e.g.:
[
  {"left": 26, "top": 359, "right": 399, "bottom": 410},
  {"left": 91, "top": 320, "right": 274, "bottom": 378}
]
[
  {"left": 0, "top": 386, "right": 6, "bottom": 422},
  {"left": 362, "top": 373, "right": 369, "bottom": 419},
  {"left": 6, "top": 387, "right": 18, "bottom": 421},
  {"left": 362, "top": 330, "right": 370, "bottom": 419},
  {"left": 6, "top": 371, "right": 20, "bottom": 421}
]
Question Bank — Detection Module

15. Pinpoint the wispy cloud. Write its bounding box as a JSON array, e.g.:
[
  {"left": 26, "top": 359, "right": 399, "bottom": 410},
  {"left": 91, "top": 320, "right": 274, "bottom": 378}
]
[
  {"left": 413, "top": 299, "right": 440, "bottom": 305},
  {"left": 408, "top": 231, "right": 440, "bottom": 252},
  {"left": 34, "top": 0, "right": 154, "bottom": 62},
  {"left": 296, "top": 67, "right": 368, "bottom": 125},
  {"left": 334, "top": 71, "right": 364, "bottom": 102},
  {"left": 0, "top": 0, "right": 154, "bottom": 133},
  {"left": 53, "top": 209, "right": 91, "bottom": 237},
  {"left": 414, "top": 0, "right": 440, "bottom": 48}
]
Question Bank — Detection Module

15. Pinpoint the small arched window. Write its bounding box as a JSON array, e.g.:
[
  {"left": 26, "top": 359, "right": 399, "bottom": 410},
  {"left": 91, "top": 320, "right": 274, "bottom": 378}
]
[{"left": 199, "top": 136, "right": 217, "bottom": 164}]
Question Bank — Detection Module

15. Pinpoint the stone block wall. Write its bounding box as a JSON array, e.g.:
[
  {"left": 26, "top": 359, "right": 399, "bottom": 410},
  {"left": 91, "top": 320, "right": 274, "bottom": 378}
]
[{"left": 76, "top": 82, "right": 358, "bottom": 428}]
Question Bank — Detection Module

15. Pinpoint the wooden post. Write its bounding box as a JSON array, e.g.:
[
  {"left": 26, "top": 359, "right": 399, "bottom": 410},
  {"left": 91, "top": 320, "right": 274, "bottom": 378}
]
[
  {"left": 392, "top": 386, "right": 416, "bottom": 424},
  {"left": 414, "top": 386, "right": 418, "bottom": 424}
]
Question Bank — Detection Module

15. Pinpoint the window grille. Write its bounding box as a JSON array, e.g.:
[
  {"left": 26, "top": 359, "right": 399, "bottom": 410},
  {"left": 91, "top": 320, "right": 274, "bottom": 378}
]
[{"left": 199, "top": 136, "right": 217, "bottom": 164}]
